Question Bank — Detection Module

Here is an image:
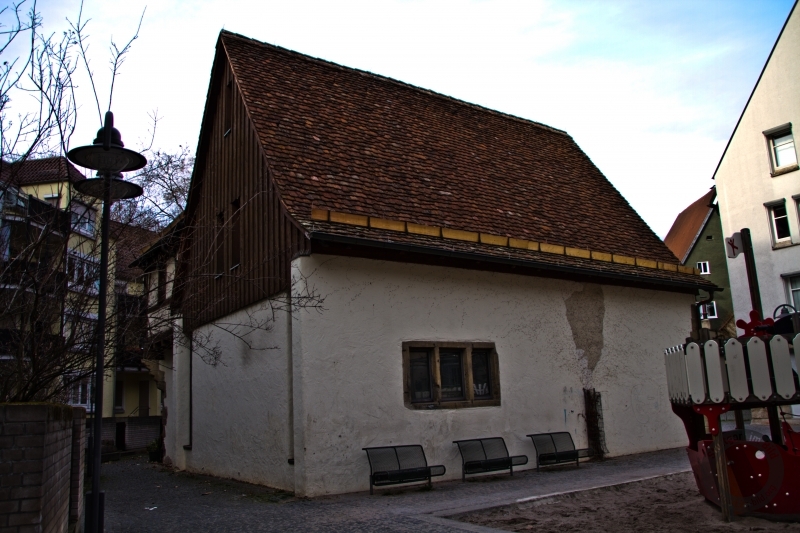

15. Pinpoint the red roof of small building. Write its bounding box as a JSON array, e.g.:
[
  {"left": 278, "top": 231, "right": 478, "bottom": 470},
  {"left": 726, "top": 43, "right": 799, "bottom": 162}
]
[
  {"left": 0, "top": 157, "right": 85, "bottom": 187},
  {"left": 221, "top": 32, "right": 679, "bottom": 264},
  {"left": 177, "top": 32, "right": 715, "bottom": 292},
  {"left": 664, "top": 188, "right": 716, "bottom": 264},
  {"left": 110, "top": 221, "right": 158, "bottom": 282}
]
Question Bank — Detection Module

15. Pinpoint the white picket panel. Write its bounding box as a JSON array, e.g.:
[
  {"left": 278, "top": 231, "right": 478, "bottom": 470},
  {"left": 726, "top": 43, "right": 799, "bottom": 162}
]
[
  {"left": 678, "top": 348, "right": 690, "bottom": 402},
  {"left": 664, "top": 352, "right": 674, "bottom": 400},
  {"left": 685, "top": 342, "right": 706, "bottom": 404},
  {"left": 724, "top": 338, "right": 749, "bottom": 402},
  {"left": 747, "top": 337, "right": 772, "bottom": 401},
  {"left": 769, "top": 336, "right": 796, "bottom": 400},
  {"left": 703, "top": 340, "right": 726, "bottom": 403},
  {"left": 793, "top": 334, "right": 800, "bottom": 376}
]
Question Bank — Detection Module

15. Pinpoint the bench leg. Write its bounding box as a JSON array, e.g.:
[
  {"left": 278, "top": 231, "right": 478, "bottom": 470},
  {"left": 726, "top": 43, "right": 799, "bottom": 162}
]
[
  {"left": 370, "top": 478, "right": 373, "bottom": 495},
  {"left": 428, "top": 473, "right": 432, "bottom": 490},
  {"left": 510, "top": 464, "right": 513, "bottom": 476},
  {"left": 462, "top": 468, "right": 465, "bottom": 482}
]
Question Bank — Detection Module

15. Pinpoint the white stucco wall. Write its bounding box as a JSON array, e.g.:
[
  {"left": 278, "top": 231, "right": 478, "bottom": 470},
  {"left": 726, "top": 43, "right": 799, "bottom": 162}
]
[
  {"left": 183, "top": 300, "right": 295, "bottom": 491},
  {"left": 715, "top": 7, "right": 800, "bottom": 323},
  {"left": 290, "top": 255, "right": 692, "bottom": 497},
  {"left": 162, "top": 317, "right": 192, "bottom": 470}
]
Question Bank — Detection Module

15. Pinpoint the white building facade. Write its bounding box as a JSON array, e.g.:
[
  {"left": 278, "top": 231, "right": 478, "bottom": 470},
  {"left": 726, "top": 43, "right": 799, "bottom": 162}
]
[
  {"left": 715, "top": 4, "right": 800, "bottom": 322},
  {"left": 161, "top": 255, "right": 693, "bottom": 496}
]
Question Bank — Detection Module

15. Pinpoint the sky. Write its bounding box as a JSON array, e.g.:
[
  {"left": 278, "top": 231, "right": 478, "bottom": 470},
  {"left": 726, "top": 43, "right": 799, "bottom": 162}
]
[{"left": 16, "top": 0, "right": 798, "bottom": 237}]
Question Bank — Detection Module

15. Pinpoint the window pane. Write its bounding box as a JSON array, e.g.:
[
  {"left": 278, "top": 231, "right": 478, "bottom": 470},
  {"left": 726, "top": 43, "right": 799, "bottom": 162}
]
[
  {"left": 439, "top": 350, "right": 464, "bottom": 400},
  {"left": 775, "top": 135, "right": 797, "bottom": 167},
  {"left": 471, "top": 350, "right": 491, "bottom": 398},
  {"left": 773, "top": 206, "right": 791, "bottom": 240},
  {"left": 409, "top": 351, "right": 431, "bottom": 402},
  {"left": 791, "top": 277, "right": 800, "bottom": 309}
]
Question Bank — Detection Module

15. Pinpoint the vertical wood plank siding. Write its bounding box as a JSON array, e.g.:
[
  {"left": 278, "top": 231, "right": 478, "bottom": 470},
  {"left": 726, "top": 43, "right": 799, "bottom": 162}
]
[{"left": 184, "top": 56, "right": 308, "bottom": 331}]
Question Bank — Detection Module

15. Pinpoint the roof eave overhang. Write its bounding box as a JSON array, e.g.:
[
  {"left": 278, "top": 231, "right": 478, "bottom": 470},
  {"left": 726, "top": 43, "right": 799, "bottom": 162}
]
[{"left": 307, "top": 232, "right": 717, "bottom": 294}]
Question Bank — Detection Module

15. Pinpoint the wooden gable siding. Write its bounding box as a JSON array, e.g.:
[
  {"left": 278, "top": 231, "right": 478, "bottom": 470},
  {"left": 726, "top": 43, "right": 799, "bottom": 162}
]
[{"left": 183, "top": 55, "right": 308, "bottom": 331}]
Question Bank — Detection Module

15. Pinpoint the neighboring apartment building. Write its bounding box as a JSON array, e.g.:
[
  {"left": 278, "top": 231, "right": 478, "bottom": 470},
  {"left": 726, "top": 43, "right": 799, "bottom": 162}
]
[
  {"left": 0, "top": 156, "right": 161, "bottom": 451},
  {"left": 715, "top": 2, "right": 800, "bottom": 325},
  {"left": 143, "top": 31, "right": 716, "bottom": 497},
  {"left": 664, "top": 187, "right": 734, "bottom": 335}
]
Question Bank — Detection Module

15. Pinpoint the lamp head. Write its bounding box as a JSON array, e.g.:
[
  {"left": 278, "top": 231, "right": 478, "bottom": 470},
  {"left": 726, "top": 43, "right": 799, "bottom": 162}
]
[{"left": 67, "top": 111, "right": 147, "bottom": 174}]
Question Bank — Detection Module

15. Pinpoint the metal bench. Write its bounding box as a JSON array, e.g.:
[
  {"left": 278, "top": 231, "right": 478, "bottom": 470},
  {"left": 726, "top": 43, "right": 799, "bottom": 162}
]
[
  {"left": 527, "top": 432, "right": 588, "bottom": 471},
  {"left": 362, "top": 445, "right": 445, "bottom": 494},
  {"left": 453, "top": 437, "right": 528, "bottom": 481}
]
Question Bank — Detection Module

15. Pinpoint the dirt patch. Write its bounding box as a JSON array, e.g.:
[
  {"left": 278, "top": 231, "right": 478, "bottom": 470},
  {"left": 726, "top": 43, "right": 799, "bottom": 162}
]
[{"left": 453, "top": 472, "right": 797, "bottom": 532}]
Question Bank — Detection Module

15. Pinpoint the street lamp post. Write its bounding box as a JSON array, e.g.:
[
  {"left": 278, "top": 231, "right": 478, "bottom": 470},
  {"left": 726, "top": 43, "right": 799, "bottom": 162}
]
[{"left": 67, "top": 111, "right": 146, "bottom": 533}]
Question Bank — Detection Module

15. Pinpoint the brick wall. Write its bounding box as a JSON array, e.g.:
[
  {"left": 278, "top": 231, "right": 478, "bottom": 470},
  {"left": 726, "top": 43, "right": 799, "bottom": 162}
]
[
  {"left": 123, "top": 417, "right": 161, "bottom": 451},
  {"left": 0, "top": 404, "right": 84, "bottom": 533},
  {"left": 85, "top": 418, "right": 115, "bottom": 453},
  {"left": 86, "top": 416, "right": 161, "bottom": 452},
  {"left": 69, "top": 409, "right": 85, "bottom": 529}
]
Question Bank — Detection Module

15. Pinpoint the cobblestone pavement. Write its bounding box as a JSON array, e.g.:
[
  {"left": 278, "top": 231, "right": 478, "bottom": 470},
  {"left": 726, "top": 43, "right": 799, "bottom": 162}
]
[{"left": 103, "top": 447, "right": 690, "bottom": 532}]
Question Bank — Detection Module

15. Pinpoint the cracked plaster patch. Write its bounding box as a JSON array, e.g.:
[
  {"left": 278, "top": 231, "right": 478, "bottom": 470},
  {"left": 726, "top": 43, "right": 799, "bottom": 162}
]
[{"left": 565, "top": 284, "right": 605, "bottom": 387}]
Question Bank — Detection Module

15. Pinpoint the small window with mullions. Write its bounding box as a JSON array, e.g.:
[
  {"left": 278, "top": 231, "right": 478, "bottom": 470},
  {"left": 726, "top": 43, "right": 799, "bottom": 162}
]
[
  {"left": 764, "top": 123, "right": 798, "bottom": 176},
  {"left": 403, "top": 342, "right": 500, "bottom": 409}
]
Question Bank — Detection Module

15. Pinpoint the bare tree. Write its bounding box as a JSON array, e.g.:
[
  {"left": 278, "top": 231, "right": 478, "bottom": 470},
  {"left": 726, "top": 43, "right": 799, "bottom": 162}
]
[
  {"left": 113, "top": 143, "right": 194, "bottom": 231},
  {"left": 0, "top": 0, "right": 146, "bottom": 402},
  {"left": 0, "top": 1, "right": 324, "bottom": 404}
]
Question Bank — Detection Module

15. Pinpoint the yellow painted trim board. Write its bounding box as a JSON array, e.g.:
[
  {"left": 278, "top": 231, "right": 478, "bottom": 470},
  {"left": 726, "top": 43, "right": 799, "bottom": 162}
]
[{"left": 310, "top": 208, "right": 703, "bottom": 277}]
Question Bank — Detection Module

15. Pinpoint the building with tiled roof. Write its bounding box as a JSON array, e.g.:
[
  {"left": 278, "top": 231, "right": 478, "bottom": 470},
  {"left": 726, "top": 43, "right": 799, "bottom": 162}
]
[
  {"left": 1, "top": 156, "right": 86, "bottom": 186},
  {"left": 665, "top": 187, "right": 734, "bottom": 334},
  {"left": 0, "top": 156, "right": 163, "bottom": 449},
  {"left": 154, "top": 31, "right": 716, "bottom": 496}
]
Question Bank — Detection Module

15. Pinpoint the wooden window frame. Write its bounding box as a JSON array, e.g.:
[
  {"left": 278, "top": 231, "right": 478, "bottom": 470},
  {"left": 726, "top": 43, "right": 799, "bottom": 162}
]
[
  {"left": 402, "top": 341, "right": 501, "bottom": 410},
  {"left": 230, "top": 198, "right": 241, "bottom": 270},
  {"left": 214, "top": 210, "right": 225, "bottom": 277}
]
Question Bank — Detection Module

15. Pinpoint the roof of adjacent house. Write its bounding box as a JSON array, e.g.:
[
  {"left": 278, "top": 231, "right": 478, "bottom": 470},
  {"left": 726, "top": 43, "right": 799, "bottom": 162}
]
[
  {"left": 110, "top": 221, "right": 158, "bottom": 282},
  {"left": 664, "top": 188, "right": 716, "bottom": 264},
  {"left": 0, "top": 157, "right": 85, "bottom": 187},
  {"left": 210, "top": 31, "right": 714, "bottom": 291}
]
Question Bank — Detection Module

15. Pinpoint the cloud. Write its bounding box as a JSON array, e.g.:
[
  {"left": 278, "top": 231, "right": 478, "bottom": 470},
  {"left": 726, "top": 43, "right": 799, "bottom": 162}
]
[{"left": 22, "top": 0, "right": 798, "bottom": 236}]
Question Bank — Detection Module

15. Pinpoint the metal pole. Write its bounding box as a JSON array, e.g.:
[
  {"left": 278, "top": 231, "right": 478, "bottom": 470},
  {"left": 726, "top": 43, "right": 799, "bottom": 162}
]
[
  {"left": 740, "top": 228, "right": 782, "bottom": 443},
  {"left": 740, "top": 228, "right": 762, "bottom": 317},
  {"left": 734, "top": 410, "right": 745, "bottom": 430},
  {"left": 90, "top": 172, "right": 111, "bottom": 533}
]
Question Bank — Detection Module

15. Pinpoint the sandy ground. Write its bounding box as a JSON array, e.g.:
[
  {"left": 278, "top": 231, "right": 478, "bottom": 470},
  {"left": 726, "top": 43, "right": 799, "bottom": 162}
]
[{"left": 453, "top": 472, "right": 798, "bottom": 533}]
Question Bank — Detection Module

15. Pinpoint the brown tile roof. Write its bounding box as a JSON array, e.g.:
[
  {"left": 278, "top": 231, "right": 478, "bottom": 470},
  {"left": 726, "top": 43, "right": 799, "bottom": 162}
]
[
  {"left": 216, "top": 31, "right": 712, "bottom": 290},
  {"left": 0, "top": 157, "right": 85, "bottom": 187},
  {"left": 109, "top": 221, "right": 158, "bottom": 281},
  {"left": 664, "top": 188, "right": 716, "bottom": 264}
]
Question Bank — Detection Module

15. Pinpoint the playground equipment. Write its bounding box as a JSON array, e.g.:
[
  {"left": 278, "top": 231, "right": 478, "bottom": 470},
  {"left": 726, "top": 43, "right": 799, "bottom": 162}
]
[{"left": 664, "top": 308, "right": 800, "bottom": 521}]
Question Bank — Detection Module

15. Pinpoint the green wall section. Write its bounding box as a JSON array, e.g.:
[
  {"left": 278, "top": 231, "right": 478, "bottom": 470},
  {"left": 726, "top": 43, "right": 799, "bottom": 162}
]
[{"left": 685, "top": 207, "right": 734, "bottom": 331}]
